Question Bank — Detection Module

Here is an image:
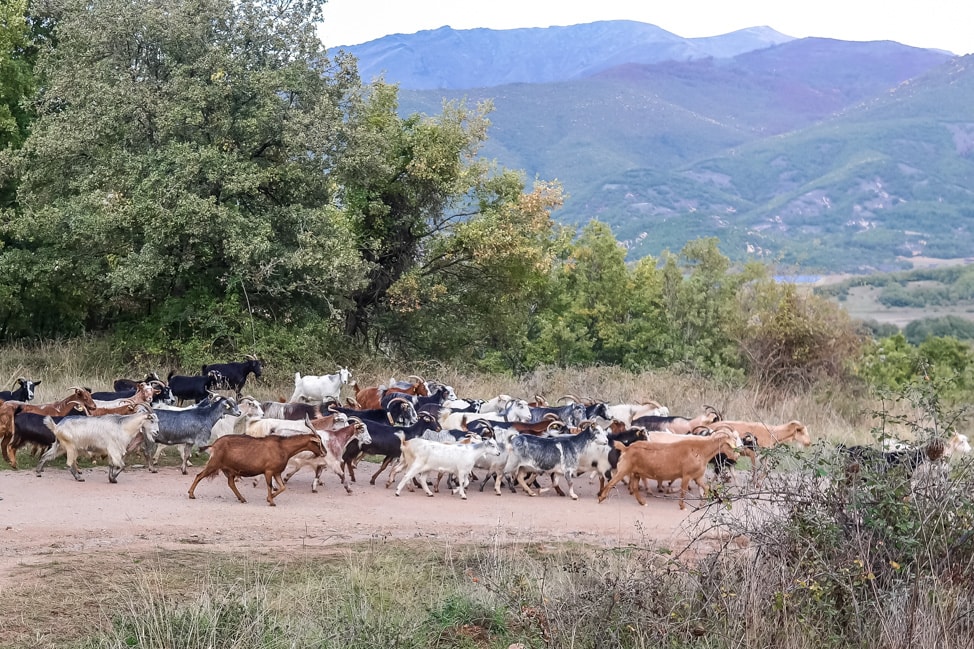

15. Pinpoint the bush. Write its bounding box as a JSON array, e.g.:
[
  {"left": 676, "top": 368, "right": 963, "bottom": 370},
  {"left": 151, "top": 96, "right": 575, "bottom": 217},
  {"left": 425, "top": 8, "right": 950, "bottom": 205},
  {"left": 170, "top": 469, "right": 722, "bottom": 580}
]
[{"left": 701, "top": 379, "right": 974, "bottom": 647}]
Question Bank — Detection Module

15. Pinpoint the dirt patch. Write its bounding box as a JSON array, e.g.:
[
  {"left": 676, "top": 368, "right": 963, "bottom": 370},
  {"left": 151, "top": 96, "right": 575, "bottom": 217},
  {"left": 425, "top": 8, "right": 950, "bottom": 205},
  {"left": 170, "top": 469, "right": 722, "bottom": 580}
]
[{"left": 0, "top": 460, "right": 705, "bottom": 581}]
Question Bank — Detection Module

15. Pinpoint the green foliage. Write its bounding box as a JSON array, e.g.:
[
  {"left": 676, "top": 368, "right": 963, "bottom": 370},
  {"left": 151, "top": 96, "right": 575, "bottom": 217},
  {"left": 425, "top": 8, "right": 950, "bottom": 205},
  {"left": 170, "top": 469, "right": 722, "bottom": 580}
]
[
  {"left": 858, "top": 333, "right": 916, "bottom": 391},
  {"left": 859, "top": 332, "right": 974, "bottom": 399},
  {"left": 1, "top": 0, "right": 368, "bottom": 339},
  {"left": 904, "top": 315, "right": 974, "bottom": 344}
]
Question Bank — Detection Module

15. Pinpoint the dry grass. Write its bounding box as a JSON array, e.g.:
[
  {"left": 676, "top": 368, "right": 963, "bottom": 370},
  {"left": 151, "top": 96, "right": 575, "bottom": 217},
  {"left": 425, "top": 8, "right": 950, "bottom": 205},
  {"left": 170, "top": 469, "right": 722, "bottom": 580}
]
[{"left": 0, "top": 338, "right": 902, "bottom": 447}]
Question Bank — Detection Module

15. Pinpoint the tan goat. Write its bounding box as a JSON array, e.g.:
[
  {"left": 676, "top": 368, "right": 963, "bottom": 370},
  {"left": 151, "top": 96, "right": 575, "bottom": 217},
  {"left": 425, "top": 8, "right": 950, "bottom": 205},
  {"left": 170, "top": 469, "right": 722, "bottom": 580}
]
[
  {"left": 597, "top": 432, "right": 740, "bottom": 509},
  {"left": 719, "top": 420, "right": 811, "bottom": 448}
]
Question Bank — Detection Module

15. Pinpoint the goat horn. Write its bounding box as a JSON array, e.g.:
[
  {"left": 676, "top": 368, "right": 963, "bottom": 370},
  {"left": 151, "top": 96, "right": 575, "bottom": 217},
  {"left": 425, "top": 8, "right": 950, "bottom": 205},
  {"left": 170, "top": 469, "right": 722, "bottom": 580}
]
[
  {"left": 640, "top": 399, "right": 662, "bottom": 408},
  {"left": 704, "top": 405, "right": 724, "bottom": 420},
  {"left": 558, "top": 394, "right": 581, "bottom": 404},
  {"left": 408, "top": 375, "right": 425, "bottom": 383}
]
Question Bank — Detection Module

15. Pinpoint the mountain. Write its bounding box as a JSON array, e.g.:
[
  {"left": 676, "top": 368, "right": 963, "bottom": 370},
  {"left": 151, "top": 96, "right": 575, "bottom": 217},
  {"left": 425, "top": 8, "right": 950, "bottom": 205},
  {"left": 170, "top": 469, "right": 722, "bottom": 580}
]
[
  {"left": 336, "top": 21, "right": 793, "bottom": 90},
  {"left": 342, "top": 22, "right": 962, "bottom": 273}
]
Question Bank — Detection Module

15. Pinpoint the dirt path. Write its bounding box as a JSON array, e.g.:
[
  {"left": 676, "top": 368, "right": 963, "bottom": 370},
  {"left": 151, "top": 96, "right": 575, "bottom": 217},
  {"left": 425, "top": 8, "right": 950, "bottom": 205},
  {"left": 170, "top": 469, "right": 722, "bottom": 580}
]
[{"left": 0, "top": 459, "right": 708, "bottom": 576}]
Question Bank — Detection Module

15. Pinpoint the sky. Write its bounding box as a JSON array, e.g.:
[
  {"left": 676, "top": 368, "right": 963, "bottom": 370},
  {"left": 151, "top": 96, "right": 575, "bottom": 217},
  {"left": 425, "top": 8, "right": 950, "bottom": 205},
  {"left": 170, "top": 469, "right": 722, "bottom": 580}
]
[{"left": 317, "top": 0, "right": 972, "bottom": 56}]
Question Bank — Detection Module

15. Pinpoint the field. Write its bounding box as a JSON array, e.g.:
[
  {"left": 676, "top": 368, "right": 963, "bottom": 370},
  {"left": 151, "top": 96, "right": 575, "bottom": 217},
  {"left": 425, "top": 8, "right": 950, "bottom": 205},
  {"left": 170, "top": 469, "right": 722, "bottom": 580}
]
[{"left": 836, "top": 284, "right": 974, "bottom": 327}]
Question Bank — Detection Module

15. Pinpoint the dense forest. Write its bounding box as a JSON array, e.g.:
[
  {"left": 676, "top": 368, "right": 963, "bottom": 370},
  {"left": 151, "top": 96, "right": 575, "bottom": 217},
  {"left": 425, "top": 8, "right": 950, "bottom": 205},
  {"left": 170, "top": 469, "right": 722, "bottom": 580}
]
[{"left": 2, "top": 0, "right": 973, "bottom": 399}]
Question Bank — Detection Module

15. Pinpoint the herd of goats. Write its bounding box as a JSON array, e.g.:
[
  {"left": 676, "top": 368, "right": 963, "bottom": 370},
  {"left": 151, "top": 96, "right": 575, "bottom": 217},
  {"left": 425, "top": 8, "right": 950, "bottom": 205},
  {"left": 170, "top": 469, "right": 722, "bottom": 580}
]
[{"left": 1, "top": 358, "right": 971, "bottom": 507}]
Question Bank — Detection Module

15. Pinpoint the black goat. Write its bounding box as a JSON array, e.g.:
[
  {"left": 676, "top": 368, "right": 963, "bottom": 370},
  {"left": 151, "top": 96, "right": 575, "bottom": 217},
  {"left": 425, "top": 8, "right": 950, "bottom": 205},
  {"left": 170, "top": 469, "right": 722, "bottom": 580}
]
[
  {"left": 0, "top": 377, "right": 40, "bottom": 402},
  {"left": 341, "top": 412, "right": 440, "bottom": 486},
  {"left": 113, "top": 373, "right": 161, "bottom": 392},
  {"left": 168, "top": 370, "right": 224, "bottom": 405},
  {"left": 202, "top": 356, "right": 262, "bottom": 398}
]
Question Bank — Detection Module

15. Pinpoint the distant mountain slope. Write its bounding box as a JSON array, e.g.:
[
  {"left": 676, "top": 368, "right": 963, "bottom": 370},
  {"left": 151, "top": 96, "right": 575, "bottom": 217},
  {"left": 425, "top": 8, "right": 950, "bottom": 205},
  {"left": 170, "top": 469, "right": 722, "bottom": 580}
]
[
  {"left": 399, "top": 38, "right": 952, "bottom": 212},
  {"left": 576, "top": 55, "right": 974, "bottom": 272},
  {"left": 337, "top": 20, "right": 793, "bottom": 90}
]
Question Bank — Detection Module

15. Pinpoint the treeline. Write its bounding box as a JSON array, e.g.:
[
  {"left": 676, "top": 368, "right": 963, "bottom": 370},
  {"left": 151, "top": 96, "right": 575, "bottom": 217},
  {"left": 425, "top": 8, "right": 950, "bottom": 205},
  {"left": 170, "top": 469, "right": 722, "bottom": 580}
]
[
  {"left": 1, "top": 0, "right": 972, "bottom": 397},
  {"left": 818, "top": 265, "right": 974, "bottom": 308}
]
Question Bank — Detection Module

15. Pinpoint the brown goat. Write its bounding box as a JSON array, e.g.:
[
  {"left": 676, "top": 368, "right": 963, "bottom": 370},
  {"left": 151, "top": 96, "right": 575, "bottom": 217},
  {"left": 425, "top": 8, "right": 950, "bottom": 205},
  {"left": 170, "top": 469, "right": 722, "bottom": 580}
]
[
  {"left": 188, "top": 433, "right": 326, "bottom": 506},
  {"left": 353, "top": 377, "right": 429, "bottom": 410},
  {"left": 598, "top": 432, "right": 740, "bottom": 509},
  {"left": 14, "top": 387, "right": 97, "bottom": 416},
  {"left": 0, "top": 401, "right": 22, "bottom": 466},
  {"left": 719, "top": 420, "right": 811, "bottom": 448}
]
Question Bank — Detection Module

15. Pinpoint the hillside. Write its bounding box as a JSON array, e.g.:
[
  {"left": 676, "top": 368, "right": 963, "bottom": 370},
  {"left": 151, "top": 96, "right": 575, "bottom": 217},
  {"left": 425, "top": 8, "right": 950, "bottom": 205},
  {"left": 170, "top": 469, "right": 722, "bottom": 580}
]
[
  {"left": 349, "top": 23, "right": 960, "bottom": 273},
  {"left": 598, "top": 55, "right": 974, "bottom": 271}
]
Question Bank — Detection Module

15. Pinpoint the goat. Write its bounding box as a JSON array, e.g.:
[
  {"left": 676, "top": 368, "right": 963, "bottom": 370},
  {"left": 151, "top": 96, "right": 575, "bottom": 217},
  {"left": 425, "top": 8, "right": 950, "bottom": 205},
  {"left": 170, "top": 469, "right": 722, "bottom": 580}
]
[
  {"left": 330, "top": 398, "right": 419, "bottom": 428},
  {"left": 0, "top": 377, "right": 40, "bottom": 402},
  {"left": 503, "top": 421, "right": 609, "bottom": 499},
  {"left": 12, "top": 387, "right": 96, "bottom": 416},
  {"left": 598, "top": 432, "right": 741, "bottom": 509},
  {"left": 113, "top": 372, "right": 161, "bottom": 392},
  {"left": 90, "top": 382, "right": 156, "bottom": 409},
  {"left": 36, "top": 411, "right": 160, "bottom": 483},
  {"left": 580, "top": 426, "right": 649, "bottom": 491},
  {"left": 168, "top": 370, "right": 224, "bottom": 405},
  {"left": 439, "top": 399, "right": 533, "bottom": 431},
  {"left": 632, "top": 406, "right": 722, "bottom": 435},
  {"left": 149, "top": 396, "right": 242, "bottom": 474},
  {"left": 605, "top": 400, "right": 669, "bottom": 427},
  {"left": 0, "top": 401, "right": 24, "bottom": 466},
  {"left": 1, "top": 390, "right": 93, "bottom": 464},
  {"left": 719, "top": 419, "right": 811, "bottom": 448},
  {"left": 282, "top": 416, "right": 371, "bottom": 493},
  {"left": 96, "top": 380, "right": 174, "bottom": 406},
  {"left": 341, "top": 412, "right": 441, "bottom": 486},
  {"left": 394, "top": 434, "right": 501, "bottom": 499},
  {"left": 289, "top": 368, "right": 351, "bottom": 404},
  {"left": 209, "top": 396, "right": 266, "bottom": 439},
  {"left": 261, "top": 400, "right": 331, "bottom": 420},
  {"left": 353, "top": 376, "right": 428, "bottom": 410},
  {"left": 202, "top": 355, "right": 263, "bottom": 399},
  {"left": 188, "top": 433, "right": 325, "bottom": 506}
]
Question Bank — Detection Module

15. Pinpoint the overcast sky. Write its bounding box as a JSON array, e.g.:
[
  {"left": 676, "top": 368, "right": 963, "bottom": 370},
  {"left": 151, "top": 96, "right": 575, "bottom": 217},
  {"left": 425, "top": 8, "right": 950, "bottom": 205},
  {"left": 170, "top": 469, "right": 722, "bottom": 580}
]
[{"left": 318, "top": 0, "right": 972, "bottom": 55}]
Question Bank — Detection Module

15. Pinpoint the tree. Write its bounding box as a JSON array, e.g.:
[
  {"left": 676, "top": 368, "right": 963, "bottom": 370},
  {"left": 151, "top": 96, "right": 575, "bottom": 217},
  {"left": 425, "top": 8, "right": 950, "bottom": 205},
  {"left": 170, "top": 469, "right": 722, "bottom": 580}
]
[
  {"left": 736, "top": 277, "right": 865, "bottom": 391},
  {"left": 660, "top": 237, "right": 750, "bottom": 376},
  {"left": 1, "top": 0, "right": 368, "bottom": 341},
  {"left": 0, "top": 0, "right": 48, "bottom": 209},
  {"left": 381, "top": 177, "right": 566, "bottom": 368},
  {"left": 0, "top": 0, "right": 568, "bottom": 362}
]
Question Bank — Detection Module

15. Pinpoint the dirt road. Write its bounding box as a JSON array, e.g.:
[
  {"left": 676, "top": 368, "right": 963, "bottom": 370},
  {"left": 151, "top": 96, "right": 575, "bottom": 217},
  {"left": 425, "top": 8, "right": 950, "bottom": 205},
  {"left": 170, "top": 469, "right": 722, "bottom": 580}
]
[{"left": 0, "top": 459, "right": 707, "bottom": 575}]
